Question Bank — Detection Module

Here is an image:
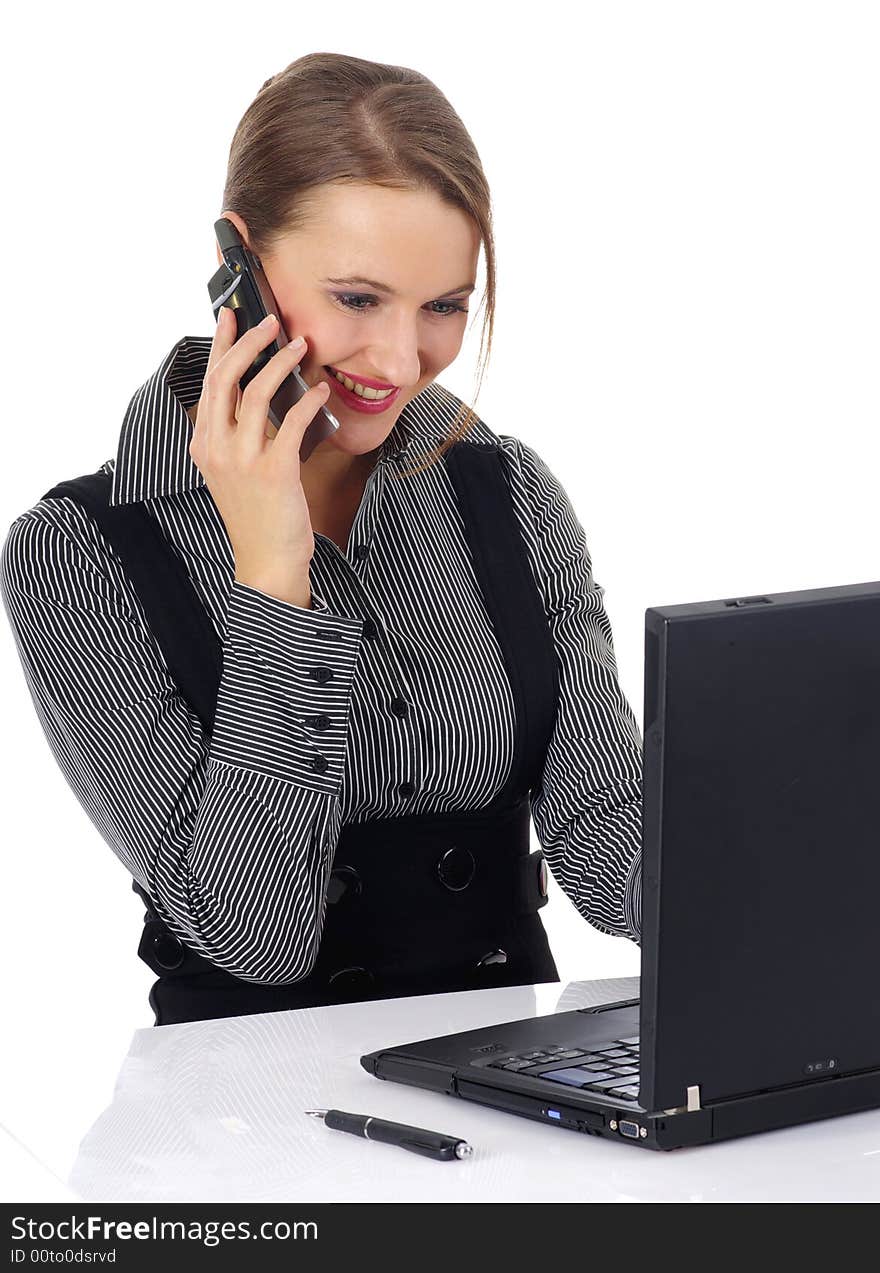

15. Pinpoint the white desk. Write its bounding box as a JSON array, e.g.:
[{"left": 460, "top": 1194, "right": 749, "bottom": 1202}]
[{"left": 3, "top": 976, "right": 879, "bottom": 1202}]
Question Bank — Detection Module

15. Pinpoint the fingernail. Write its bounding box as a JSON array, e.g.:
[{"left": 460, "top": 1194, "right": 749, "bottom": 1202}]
[
  {"left": 259, "top": 313, "right": 277, "bottom": 329},
  {"left": 287, "top": 336, "right": 305, "bottom": 349}
]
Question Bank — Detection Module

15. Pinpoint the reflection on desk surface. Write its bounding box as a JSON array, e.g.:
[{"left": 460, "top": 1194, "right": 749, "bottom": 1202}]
[{"left": 56, "top": 976, "right": 880, "bottom": 1203}]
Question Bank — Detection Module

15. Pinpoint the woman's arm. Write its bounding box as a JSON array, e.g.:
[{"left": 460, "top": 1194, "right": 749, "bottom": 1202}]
[
  {"left": 0, "top": 496, "right": 365, "bottom": 983},
  {"left": 502, "top": 437, "right": 643, "bottom": 944}
]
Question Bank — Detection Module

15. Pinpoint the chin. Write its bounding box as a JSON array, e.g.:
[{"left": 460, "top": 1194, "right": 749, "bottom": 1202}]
[
  {"left": 330, "top": 399, "right": 408, "bottom": 441},
  {"left": 314, "top": 420, "right": 392, "bottom": 458},
  {"left": 327, "top": 432, "right": 385, "bottom": 455}
]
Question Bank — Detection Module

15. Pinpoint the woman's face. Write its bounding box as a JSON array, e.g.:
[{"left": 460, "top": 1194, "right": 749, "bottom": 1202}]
[{"left": 218, "top": 182, "right": 481, "bottom": 464}]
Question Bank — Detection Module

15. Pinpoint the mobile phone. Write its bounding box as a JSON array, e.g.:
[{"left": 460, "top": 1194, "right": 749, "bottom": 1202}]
[{"left": 206, "top": 217, "right": 340, "bottom": 461}]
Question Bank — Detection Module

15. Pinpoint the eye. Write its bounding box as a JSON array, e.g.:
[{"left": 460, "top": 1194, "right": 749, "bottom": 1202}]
[
  {"left": 429, "top": 300, "right": 469, "bottom": 317},
  {"left": 331, "top": 293, "right": 469, "bottom": 317},
  {"left": 333, "top": 293, "right": 375, "bottom": 312}
]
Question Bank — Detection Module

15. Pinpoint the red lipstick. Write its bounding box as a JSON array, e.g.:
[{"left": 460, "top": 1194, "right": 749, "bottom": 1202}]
[
  {"left": 324, "top": 372, "right": 402, "bottom": 415},
  {"left": 325, "top": 366, "right": 397, "bottom": 391}
]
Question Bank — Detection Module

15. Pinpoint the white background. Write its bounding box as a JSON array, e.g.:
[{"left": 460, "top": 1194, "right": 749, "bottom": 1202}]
[{"left": 1, "top": 0, "right": 878, "bottom": 1159}]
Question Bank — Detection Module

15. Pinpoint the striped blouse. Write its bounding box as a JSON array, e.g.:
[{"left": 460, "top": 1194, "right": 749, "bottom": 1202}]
[{"left": 0, "top": 335, "right": 643, "bottom": 985}]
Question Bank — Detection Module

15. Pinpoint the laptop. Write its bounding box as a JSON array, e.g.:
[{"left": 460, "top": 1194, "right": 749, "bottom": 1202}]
[{"left": 361, "top": 580, "right": 880, "bottom": 1150}]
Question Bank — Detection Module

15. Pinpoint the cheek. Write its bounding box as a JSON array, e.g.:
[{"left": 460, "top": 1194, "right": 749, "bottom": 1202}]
[
  {"left": 278, "top": 301, "right": 332, "bottom": 347},
  {"left": 418, "top": 318, "right": 462, "bottom": 351},
  {"left": 427, "top": 327, "right": 466, "bottom": 369},
  {"left": 313, "top": 315, "right": 377, "bottom": 364},
  {"left": 288, "top": 315, "right": 344, "bottom": 372}
]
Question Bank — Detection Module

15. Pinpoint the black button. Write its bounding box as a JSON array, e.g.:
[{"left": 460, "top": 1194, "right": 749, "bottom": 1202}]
[
  {"left": 398, "top": 781, "right": 416, "bottom": 798},
  {"left": 390, "top": 696, "right": 409, "bottom": 718},
  {"left": 585, "top": 1077, "right": 629, "bottom": 1092},
  {"left": 362, "top": 617, "right": 379, "bottom": 640},
  {"left": 326, "top": 865, "right": 362, "bottom": 905},
  {"left": 477, "top": 949, "right": 508, "bottom": 968},
  {"left": 353, "top": 543, "right": 370, "bottom": 561},
  {"left": 307, "top": 714, "right": 331, "bottom": 732},
  {"left": 327, "top": 966, "right": 375, "bottom": 998},
  {"left": 308, "top": 665, "right": 334, "bottom": 683},
  {"left": 310, "top": 756, "right": 329, "bottom": 773},
  {"left": 151, "top": 931, "right": 185, "bottom": 971},
  {"left": 437, "top": 845, "right": 476, "bottom": 891}
]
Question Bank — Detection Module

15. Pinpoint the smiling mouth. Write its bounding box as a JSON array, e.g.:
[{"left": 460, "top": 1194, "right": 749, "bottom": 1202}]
[{"left": 324, "top": 365, "right": 398, "bottom": 392}]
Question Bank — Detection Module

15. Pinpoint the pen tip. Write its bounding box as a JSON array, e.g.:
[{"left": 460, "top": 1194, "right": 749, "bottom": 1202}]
[{"left": 304, "top": 1110, "right": 328, "bottom": 1119}]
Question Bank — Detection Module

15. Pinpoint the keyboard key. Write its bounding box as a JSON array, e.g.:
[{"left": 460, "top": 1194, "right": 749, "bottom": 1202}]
[
  {"left": 584, "top": 1076, "right": 630, "bottom": 1092},
  {"left": 614, "top": 1066, "right": 639, "bottom": 1077},
  {"left": 541, "top": 1068, "right": 596, "bottom": 1088},
  {"left": 521, "top": 1058, "right": 585, "bottom": 1075},
  {"left": 616, "top": 1036, "right": 640, "bottom": 1045},
  {"left": 532, "top": 1048, "right": 603, "bottom": 1069},
  {"left": 556, "top": 1049, "right": 588, "bottom": 1059},
  {"left": 502, "top": 1060, "right": 537, "bottom": 1071},
  {"left": 598, "top": 1048, "right": 630, "bottom": 1058},
  {"left": 568, "top": 1070, "right": 616, "bottom": 1084},
  {"left": 608, "top": 1087, "right": 640, "bottom": 1100},
  {"left": 518, "top": 1051, "right": 550, "bottom": 1060}
]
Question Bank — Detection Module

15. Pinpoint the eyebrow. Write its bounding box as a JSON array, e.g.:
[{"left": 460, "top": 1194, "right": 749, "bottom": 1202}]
[{"left": 322, "top": 275, "right": 476, "bottom": 298}]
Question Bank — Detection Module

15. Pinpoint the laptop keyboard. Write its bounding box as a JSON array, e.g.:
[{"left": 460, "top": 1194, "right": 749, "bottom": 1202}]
[{"left": 483, "top": 1035, "right": 641, "bottom": 1103}]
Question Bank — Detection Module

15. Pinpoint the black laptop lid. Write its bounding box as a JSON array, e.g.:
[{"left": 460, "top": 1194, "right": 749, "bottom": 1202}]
[{"left": 639, "top": 580, "right": 880, "bottom": 1113}]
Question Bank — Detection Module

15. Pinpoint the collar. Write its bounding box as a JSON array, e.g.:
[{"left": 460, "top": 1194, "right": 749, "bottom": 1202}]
[{"left": 110, "top": 335, "right": 494, "bottom": 507}]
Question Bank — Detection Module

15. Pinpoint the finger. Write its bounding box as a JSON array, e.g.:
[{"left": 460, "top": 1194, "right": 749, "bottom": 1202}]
[
  {"left": 203, "top": 313, "right": 280, "bottom": 445},
  {"left": 236, "top": 335, "right": 310, "bottom": 450},
  {"left": 205, "top": 302, "right": 233, "bottom": 379},
  {"left": 210, "top": 312, "right": 281, "bottom": 397},
  {"left": 191, "top": 304, "right": 236, "bottom": 445},
  {"left": 274, "top": 380, "right": 333, "bottom": 463}
]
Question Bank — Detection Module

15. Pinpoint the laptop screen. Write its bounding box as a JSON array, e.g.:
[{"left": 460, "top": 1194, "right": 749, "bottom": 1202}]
[{"left": 638, "top": 580, "right": 880, "bottom": 1112}]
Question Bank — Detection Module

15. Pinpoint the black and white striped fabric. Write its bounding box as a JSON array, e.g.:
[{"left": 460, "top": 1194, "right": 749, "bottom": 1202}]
[{"left": 0, "top": 335, "right": 643, "bottom": 985}]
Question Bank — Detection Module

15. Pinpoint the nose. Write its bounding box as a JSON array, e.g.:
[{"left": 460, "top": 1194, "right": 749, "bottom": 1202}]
[{"left": 366, "top": 314, "right": 423, "bottom": 389}]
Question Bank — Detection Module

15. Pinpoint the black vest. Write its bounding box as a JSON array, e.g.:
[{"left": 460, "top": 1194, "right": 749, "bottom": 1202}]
[{"left": 42, "top": 440, "right": 561, "bottom": 1025}]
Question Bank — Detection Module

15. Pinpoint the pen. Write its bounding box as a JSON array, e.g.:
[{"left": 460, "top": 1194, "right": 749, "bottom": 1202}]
[{"left": 305, "top": 1109, "right": 474, "bottom": 1161}]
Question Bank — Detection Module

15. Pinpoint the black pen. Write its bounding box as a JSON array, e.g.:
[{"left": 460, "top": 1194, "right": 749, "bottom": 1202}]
[{"left": 305, "top": 1109, "right": 474, "bottom": 1161}]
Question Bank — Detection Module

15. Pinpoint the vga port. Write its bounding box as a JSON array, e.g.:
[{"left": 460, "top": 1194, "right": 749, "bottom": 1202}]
[{"left": 618, "top": 1120, "right": 640, "bottom": 1139}]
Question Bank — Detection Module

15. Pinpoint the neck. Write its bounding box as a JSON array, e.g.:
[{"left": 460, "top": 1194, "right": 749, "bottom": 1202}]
[
  {"left": 301, "top": 444, "right": 379, "bottom": 494},
  {"left": 185, "top": 403, "right": 377, "bottom": 492}
]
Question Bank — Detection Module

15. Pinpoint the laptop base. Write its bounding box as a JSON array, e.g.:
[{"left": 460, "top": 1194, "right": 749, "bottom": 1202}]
[{"left": 361, "top": 1001, "right": 880, "bottom": 1150}]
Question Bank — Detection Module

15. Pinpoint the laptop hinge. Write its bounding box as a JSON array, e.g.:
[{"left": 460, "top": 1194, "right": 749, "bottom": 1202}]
[{"left": 661, "top": 1084, "right": 702, "bottom": 1116}]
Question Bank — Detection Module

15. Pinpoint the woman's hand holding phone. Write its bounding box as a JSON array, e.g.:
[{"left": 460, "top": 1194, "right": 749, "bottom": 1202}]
[{"left": 188, "top": 307, "right": 331, "bottom": 607}]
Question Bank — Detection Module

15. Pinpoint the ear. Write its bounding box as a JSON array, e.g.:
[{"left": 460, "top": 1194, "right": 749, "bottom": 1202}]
[{"left": 217, "top": 209, "right": 251, "bottom": 248}]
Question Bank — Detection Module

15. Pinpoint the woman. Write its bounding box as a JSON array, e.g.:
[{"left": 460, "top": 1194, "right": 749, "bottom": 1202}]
[{"left": 0, "top": 52, "right": 642, "bottom": 1026}]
